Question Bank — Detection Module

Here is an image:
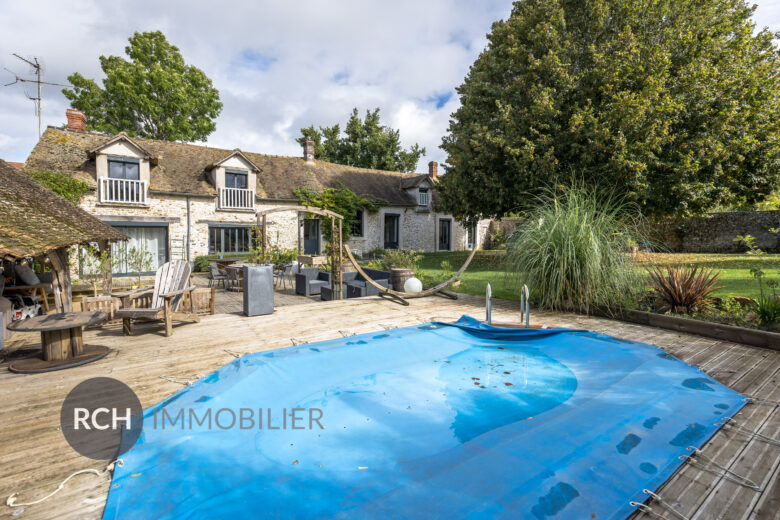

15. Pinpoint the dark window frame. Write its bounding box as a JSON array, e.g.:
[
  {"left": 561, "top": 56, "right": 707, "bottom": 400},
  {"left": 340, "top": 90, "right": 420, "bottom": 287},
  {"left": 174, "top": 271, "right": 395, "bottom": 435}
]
[
  {"left": 107, "top": 156, "right": 140, "bottom": 180},
  {"left": 384, "top": 213, "right": 400, "bottom": 249},
  {"left": 351, "top": 209, "right": 364, "bottom": 237},
  {"left": 438, "top": 218, "right": 452, "bottom": 251},
  {"left": 224, "top": 169, "right": 249, "bottom": 189},
  {"left": 208, "top": 225, "right": 256, "bottom": 255}
]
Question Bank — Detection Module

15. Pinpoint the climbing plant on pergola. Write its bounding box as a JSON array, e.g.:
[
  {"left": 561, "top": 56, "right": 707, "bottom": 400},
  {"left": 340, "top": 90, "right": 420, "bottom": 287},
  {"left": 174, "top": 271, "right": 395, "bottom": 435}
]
[{"left": 256, "top": 205, "right": 345, "bottom": 299}]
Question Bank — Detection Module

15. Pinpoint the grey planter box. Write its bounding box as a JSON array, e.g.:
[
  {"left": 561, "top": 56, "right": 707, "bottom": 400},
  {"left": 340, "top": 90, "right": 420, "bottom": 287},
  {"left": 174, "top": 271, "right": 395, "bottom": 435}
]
[{"left": 243, "top": 265, "right": 274, "bottom": 316}]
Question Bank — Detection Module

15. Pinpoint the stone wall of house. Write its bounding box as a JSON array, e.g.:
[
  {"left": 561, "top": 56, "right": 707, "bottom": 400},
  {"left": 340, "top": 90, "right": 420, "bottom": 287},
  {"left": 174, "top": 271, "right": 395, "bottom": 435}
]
[
  {"left": 77, "top": 191, "right": 300, "bottom": 262},
  {"left": 646, "top": 210, "right": 780, "bottom": 253},
  {"left": 74, "top": 189, "right": 490, "bottom": 280},
  {"left": 346, "top": 207, "right": 489, "bottom": 255}
]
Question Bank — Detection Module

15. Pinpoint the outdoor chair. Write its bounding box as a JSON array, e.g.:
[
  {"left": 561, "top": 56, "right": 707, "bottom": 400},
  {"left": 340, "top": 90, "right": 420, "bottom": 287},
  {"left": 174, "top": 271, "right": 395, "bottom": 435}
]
[
  {"left": 295, "top": 268, "right": 330, "bottom": 297},
  {"left": 226, "top": 267, "right": 241, "bottom": 291},
  {"left": 274, "top": 263, "right": 295, "bottom": 289},
  {"left": 208, "top": 263, "right": 227, "bottom": 289},
  {"left": 115, "top": 260, "right": 199, "bottom": 337},
  {"left": 345, "top": 268, "right": 390, "bottom": 298}
]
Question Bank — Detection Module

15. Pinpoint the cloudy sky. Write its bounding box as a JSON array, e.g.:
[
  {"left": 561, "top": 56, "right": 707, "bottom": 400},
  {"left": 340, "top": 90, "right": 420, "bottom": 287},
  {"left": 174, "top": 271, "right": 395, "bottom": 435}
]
[{"left": 1, "top": 0, "right": 778, "bottom": 169}]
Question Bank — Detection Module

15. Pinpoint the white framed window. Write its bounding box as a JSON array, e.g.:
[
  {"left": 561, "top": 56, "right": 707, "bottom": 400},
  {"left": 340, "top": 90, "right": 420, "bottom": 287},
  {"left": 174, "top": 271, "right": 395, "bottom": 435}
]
[{"left": 418, "top": 188, "right": 429, "bottom": 206}]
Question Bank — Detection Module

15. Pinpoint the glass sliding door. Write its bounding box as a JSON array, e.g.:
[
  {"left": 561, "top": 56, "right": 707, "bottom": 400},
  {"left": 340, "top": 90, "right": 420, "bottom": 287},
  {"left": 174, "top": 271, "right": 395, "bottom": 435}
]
[{"left": 111, "top": 225, "right": 168, "bottom": 275}]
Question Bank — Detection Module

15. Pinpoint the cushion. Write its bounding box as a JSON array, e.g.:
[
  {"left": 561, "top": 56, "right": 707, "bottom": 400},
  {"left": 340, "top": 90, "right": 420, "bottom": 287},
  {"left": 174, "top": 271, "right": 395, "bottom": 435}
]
[{"left": 14, "top": 264, "right": 40, "bottom": 285}]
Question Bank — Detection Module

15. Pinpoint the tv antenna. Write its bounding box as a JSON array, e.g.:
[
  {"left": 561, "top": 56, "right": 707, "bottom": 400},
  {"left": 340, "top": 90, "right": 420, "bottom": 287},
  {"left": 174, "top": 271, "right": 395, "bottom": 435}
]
[{"left": 4, "top": 54, "right": 71, "bottom": 137}]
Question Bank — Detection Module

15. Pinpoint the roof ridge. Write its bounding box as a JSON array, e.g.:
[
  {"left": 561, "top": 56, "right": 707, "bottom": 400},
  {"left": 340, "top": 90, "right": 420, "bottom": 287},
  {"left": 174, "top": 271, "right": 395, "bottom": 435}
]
[{"left": 54, "top": 126, "right": 421, "bottom": 177}]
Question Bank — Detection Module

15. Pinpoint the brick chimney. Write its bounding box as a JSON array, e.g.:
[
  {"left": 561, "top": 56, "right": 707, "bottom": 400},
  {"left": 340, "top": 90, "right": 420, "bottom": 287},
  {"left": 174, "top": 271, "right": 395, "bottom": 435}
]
[
  {"left": 66, "top": 109, "right": 87, "bottom": 132},
  {"left": 428, "top": 161, "right": 438, "bottom": 179},
  {"left": 303, "top": 140, "right": 315, "bottom": 163}
]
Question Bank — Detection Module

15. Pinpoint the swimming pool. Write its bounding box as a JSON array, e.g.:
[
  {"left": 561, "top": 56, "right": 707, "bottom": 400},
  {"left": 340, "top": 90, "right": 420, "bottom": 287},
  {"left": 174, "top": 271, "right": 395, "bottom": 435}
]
[{"left": 103, "top": 316, "right": 745, "bottom": 519}]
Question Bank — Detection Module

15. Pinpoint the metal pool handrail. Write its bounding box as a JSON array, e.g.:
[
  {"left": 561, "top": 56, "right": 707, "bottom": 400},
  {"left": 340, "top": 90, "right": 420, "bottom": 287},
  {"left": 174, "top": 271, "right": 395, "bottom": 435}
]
[{"left": 487, "top": 283, "right": 529, "bottom": 328}]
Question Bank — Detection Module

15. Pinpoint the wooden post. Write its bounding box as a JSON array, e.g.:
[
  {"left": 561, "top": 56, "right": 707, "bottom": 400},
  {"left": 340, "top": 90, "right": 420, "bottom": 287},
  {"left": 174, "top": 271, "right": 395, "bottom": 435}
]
[
  {"left": 330, "top": 217, "right": 336, "bottom": 297},
  {"left": 261, "top": 215, "right": 267, "bottom": 263},
  {"left": 338, "top": 219, "right": 343, "bottom": 300},
  {"left": 48, "top": 247, "right": 73, "bottom": 313},
  {"left": 164, "top": 298, "right": 173, "bottom": 337},
  {"left": 98, "top": 239, "right": 113, "bottom": 295}
]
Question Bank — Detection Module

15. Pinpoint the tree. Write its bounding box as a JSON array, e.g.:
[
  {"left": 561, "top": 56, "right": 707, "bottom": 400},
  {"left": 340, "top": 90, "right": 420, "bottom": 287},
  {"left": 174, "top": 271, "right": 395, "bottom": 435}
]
[
  {"left": 63, "top": 31, "right": 222, "bottom": 141},
  {"left": 297, "top": 108, "right": 425, "bottom": 172},
  {"left": 438, "top": 0, "right": 780, "bottom": 221}
]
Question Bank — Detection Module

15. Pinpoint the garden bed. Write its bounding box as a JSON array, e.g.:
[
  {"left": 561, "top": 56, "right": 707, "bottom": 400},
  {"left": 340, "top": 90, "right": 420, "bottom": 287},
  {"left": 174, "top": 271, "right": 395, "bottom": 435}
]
[{"left": 592, "top": 306, "right": 780, "bottom": 351}]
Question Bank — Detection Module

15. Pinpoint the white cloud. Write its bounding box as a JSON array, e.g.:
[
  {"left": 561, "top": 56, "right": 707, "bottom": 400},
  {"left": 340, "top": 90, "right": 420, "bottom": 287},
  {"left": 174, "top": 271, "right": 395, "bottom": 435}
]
[{"left": 1, "top": 0, "right": 778, "bottom": 170}]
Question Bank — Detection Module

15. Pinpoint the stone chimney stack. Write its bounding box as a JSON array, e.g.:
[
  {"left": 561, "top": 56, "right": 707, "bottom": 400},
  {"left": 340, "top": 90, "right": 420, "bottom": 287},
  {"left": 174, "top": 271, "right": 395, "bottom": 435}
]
[
  {"left": 303, "top": 140, "right": 315, "bottom": 163},
  {"left": 66, "top": 109, "right": 87, "bottom": 132},
  {"left": 428, "top": 161, "right": 438, "bottom": 179}
]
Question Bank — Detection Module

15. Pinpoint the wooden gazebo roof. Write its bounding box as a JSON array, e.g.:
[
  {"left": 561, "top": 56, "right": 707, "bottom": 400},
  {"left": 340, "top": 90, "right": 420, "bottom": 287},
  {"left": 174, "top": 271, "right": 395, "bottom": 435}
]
[{"left": 0, "top": 159, "right": 126, "bottom": 258}]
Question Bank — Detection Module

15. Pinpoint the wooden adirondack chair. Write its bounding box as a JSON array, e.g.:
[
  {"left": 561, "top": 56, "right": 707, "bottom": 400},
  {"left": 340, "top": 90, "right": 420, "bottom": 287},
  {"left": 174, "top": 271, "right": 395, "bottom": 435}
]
[{"left": 115, "top": 260, "right": 200, "bottom": 337}]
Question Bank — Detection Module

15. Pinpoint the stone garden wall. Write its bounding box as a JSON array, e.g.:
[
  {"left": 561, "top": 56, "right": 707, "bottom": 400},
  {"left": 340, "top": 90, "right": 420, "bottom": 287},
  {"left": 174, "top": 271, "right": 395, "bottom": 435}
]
[{"left": 646, "top": 211, "right": 780, "bottom": 253}]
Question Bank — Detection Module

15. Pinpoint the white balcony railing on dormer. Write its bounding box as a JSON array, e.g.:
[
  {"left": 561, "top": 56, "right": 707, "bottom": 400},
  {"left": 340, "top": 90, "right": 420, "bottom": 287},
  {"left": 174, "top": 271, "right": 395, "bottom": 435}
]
[
  {"left": 219, "top": 187, "right": 254, "bottom": 210},
  {"left": 99, "top": 177, "right": 147, "bottom": 204}
]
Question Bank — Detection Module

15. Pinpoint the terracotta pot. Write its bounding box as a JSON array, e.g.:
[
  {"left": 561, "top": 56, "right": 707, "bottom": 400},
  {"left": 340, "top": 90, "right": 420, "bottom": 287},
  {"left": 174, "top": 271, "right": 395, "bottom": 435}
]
[{"left": 390, "top": 268, "right": 415, "bottom": 292}]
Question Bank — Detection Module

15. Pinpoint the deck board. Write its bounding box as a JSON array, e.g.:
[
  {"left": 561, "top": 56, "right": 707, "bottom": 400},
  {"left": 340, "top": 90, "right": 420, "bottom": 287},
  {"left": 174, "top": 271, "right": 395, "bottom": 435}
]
[{"left": 0, "top": 294, "right": 778, "bottom": 520}]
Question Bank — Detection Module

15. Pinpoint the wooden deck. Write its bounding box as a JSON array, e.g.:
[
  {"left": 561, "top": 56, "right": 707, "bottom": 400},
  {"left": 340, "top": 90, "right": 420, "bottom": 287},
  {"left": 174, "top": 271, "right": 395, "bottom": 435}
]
[{"left": 0, "top": 294, "right": 777, "bottom": 519}]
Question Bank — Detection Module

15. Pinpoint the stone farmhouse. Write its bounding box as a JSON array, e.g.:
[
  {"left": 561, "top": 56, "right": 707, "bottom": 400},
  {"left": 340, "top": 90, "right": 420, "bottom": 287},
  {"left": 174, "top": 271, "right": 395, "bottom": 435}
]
[{"left": 22, "top": 110, "right": 488, "bottom": 276}]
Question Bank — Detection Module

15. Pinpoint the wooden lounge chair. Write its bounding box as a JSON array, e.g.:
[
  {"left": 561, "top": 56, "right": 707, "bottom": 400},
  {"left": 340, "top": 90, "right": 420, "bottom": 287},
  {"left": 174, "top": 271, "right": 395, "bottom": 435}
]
[{"left": 115, "top": 260, "right": 200, "bottom": 337}]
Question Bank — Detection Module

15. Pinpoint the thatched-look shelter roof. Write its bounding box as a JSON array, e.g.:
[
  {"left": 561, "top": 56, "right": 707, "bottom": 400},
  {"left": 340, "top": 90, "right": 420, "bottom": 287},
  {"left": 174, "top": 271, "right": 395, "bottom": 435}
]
[{"left": 0, "top": 158, "right": 126, "bottom": 258}]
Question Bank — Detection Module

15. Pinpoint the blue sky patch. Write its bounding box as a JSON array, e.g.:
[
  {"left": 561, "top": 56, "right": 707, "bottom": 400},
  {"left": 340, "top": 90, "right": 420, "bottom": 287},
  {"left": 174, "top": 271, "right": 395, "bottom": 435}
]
[
  {"left": 238, "top": 49, "right": 277, "bottom": 71},
  {"left": 427, "top": 91, "right": 453, "bottom": 109}
]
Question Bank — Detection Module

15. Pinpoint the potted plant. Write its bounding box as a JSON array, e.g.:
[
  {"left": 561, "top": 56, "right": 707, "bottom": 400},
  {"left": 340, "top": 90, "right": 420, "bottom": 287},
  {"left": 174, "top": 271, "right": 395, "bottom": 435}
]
[{"left": 380, "top": 249, "right": 421, "bottom": 291}]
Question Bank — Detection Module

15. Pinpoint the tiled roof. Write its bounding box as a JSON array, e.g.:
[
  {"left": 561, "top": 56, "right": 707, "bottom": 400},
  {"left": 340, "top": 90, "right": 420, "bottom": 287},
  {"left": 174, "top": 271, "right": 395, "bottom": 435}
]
[
  {"left": 25, "top": 127, "right": 432, "bottom": 206},
  {"left": 0, "top": 158, "right": 126, "bottom": 258}
]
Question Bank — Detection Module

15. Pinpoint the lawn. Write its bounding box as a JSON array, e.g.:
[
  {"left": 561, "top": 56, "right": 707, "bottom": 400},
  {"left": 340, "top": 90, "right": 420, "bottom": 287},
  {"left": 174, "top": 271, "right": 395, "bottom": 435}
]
[{"left": 418, "top": 251, "right": 780, "bottom": 302}]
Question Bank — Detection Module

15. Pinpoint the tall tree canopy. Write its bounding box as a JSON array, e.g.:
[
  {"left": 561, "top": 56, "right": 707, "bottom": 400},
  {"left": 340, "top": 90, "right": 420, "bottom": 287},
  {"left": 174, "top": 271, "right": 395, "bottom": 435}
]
[
  {"left": 63, "top": 31, "right": 222, "bottom": 141},
  {"left": 297, "top": 108, "right": 425, "bottom": 172},
  {"left": 438, "top": 0, "right": 780, "bottom": 220}
]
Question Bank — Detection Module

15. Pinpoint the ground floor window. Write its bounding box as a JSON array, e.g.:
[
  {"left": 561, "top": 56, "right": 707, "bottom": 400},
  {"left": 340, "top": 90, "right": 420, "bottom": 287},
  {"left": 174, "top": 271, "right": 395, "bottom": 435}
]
[
  {"left": 351, "top": 210, "right": 364, "bottom": 238},
  {"left": 110, "top": 225, "right": 168, "bottom": 275},
  {"left": 209, "top": 226, "right": 255, "bottom": 255}
]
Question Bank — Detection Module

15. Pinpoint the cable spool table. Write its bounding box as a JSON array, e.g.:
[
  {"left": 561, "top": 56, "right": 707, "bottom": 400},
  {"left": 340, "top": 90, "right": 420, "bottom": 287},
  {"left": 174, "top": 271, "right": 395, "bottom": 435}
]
[{"left": 6, "top": 311, "right": 111, "bottom": 374}]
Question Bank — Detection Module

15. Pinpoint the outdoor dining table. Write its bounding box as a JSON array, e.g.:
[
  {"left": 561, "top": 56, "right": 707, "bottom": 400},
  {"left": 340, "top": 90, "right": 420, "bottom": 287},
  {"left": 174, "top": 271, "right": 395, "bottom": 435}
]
[{"left": 6, "top": 311, "right": 110, "bottom": 374}]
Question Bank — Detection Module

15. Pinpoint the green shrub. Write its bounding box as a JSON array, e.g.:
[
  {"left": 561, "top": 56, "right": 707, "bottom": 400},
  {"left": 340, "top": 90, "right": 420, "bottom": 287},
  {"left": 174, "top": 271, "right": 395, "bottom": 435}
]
[
  {"left": 755, "top": 296, "right": 780, "bottom": 326},
  {"left": 27, "top": 169, "right": 91, "bottom": 204},
  {"left": 505, "top": 185, "right": 643, "bottom": 311},
  {"left": 368, "top": 249, "right": 421, "bottom": 271},
  {"left": 647, "top": 265, "right": 721, "bottom": 313}
]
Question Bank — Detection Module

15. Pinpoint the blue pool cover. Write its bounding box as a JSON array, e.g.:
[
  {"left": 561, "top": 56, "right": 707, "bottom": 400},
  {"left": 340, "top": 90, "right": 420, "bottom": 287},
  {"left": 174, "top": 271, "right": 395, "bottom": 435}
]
[{"left": 103, "top": 316, "right": 745, "bottom": 519}]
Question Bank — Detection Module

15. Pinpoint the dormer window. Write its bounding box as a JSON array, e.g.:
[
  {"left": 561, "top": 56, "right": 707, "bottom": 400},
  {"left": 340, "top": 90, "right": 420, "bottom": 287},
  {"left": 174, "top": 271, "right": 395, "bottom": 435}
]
[
  {"left": 418, "top": 188, "right": 429, "bottom": 206},
  {"left": 225, "top": 169, "right": 248, "bottom": 189},
  {"left": 90, "top": 133, "right": 151, "bottom": 205},
  {"left": 108, "top": 156, "right": 140, "bottom": 180}
]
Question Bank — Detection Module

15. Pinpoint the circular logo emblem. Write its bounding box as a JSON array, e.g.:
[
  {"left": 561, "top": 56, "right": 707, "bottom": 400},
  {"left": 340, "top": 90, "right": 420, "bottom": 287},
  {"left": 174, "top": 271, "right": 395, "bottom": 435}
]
[{"left": 60, "top": 377, "right": 143, "bottom": 460}]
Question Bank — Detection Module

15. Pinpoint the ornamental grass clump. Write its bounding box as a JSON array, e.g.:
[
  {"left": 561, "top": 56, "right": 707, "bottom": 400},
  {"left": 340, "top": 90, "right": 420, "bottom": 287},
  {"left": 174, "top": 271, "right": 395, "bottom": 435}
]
[
  {"left": 647, "top": 265, "right": 722, "bottom": 314},
  {"left": 506, "top": 186, "right": 643, "bottom": 311}
]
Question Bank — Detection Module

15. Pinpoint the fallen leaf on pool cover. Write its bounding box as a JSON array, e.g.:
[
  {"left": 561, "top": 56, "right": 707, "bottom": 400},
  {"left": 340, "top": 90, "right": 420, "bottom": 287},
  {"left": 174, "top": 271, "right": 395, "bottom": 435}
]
[
  {"left": 292, "top": 460, "right": 299, "bottom": 465},
  {"left": 358, "top": 466, "right": 368, "bottom": 470},
  {"left": 130, "top": 473, "right": 142, "bottom": 477}
]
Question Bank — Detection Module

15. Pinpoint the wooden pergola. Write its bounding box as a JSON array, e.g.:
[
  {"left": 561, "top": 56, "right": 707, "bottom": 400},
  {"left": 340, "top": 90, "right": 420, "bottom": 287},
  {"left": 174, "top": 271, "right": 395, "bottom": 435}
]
[
  {"left": 256, "top": 205, "right": 345, "bottom": 299},
  {"left": 0, "top": 159, "right": 127, "bottom": 312},
  {"left": 256, "top": 204, "right": 479, "bottom": 305}
]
